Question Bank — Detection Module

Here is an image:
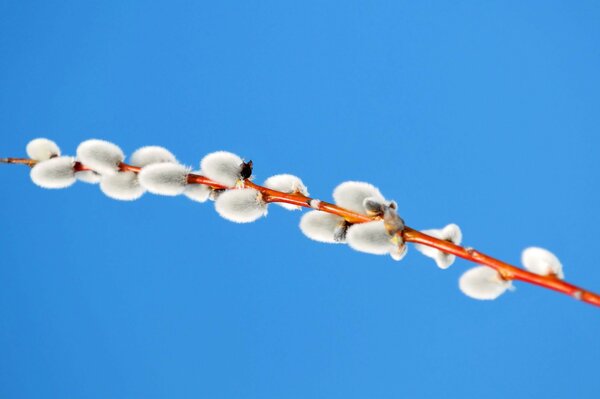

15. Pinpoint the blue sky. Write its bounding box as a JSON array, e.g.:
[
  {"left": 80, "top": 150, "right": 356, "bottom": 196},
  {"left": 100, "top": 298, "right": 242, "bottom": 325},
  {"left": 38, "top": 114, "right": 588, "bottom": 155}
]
[{"left": 2, "top": 1, "right": 600, "bottom": 398}]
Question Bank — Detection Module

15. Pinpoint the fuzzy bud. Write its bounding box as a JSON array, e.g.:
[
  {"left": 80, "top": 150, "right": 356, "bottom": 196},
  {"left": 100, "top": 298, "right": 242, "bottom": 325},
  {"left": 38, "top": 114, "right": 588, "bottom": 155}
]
[
  {"left": 459, "top": 266, "right": 512, "bottom": 300},
  {"left": 346, "top": 220, "right": 398, "bottom": 256},
  {"left": 521, "top": 247, "right": 564, "bottom": 279},
  {"left": 30, "top": 156, "right": 76, "bottom": 189},
  {"left": 390, "top": 244, "right": 408, "bottom": 261},
  {"left": 414, "top": 224, "right": 462, "bottom": 269},
  {"left": 263, "top": 174, "right": 309, "bottom": 210},
  {"left": 183, "top": 170, "right": 211, "bottom": 203},
  {"left": 309, "top": 199, "right": 321, "bottom": 209},
  {"left": 184, "top": 184, "right": 212, "bottom": 203},
  {"left": 209, "top": 189, "right": 225, "bottom": 201},
  {"left": 129, "top": 146, "right": 177, "bottom": 167},
  {"left": 299, "top": 211, "right": 346, "bottom": 244},
  {"left": 26, "top": 138, "right": 61, "bottom": 161},
  {"left": 200, "top": 151, "right": 244, "bottom": 187},
  {"left": 333, "top": 181, "right": 385, "bottom": 214},
  {"left": 76, "top": 139, "right": 124, "bottom": 175},
  {"left": 100, "top": 171, "right": 145, "bottom": 201},
  {"left": 75, "top": 170, "right": 101, "bottom": 184},
  {"left": 214, "top": 188, "right": 268, "bottom": 223},
  {"left": 138, "top": 163, "right": 190, "bottom": 196}
]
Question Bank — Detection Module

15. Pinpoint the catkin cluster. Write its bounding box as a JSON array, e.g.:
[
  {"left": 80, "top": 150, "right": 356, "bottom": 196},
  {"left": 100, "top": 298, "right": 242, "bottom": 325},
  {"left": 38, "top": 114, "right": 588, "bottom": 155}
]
[{"left": 25, "top": 138, "right": 566, "bottom": 302}]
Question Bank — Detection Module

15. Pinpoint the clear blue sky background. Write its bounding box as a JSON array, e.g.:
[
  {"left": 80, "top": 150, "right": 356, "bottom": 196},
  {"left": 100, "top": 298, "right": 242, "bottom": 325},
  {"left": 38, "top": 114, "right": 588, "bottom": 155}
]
[{"left": 1, "top": 1, "right": 600, "bottom": 398}]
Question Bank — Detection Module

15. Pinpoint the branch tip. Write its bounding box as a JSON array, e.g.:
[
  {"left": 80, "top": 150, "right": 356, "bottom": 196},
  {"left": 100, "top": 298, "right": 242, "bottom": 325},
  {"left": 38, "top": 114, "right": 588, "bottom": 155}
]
[{"left": 1, "top": 157, "right": 37, "bottom": 167}]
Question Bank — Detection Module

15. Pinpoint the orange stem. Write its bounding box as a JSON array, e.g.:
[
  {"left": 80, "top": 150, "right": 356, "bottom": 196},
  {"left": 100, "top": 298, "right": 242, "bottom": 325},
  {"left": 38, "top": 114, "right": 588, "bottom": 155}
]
[
  {"left": 5, "top": 158, "right": 600, "bottom": 307},
  {"left": 403, "top": 228, "right": 600, "bottom": 307},
  {"left": 1, "top": 157, "right": 37, "bottom": 167}
]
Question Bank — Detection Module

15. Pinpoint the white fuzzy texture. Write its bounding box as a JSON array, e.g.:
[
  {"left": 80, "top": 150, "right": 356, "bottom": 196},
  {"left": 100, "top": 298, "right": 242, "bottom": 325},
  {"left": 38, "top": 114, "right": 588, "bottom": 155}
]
[
  {"left": 184, "top": 171, "right": 211, "bottom": 203},
  {"left": 263, "top": 174, "right": 309, "bottom": 210},
  {"left": 346, "top": 221, "right": 395, "bottom": 255},
  {"left": 522, "top": 247, "right": 564, "bottom": 279},
  {"left": 263, "top": 174, "right": 308, "bottom": 195},
  {"left": 362, "top": 196, "right": 398, "bottom": 214},
  {"left": 200, "top": 151, "right": 243, "bottom": 187},
  {"left": 214, "top": 188, "right": 267, "bottom": 223},
  {"left": 184, "top": 184, "right": 211, "bottom": 203},
  {"left": 129, "top": 146, "right": 177, "bottom": 167},
  {"left": 76, "top": 139, "right": 124, "bottom": 175},
  {"left": 138, "top": 163, "right": 190, "bottom": 196},
  {"left": 75, "top": 170, "right": 101, "bottom": 184},
  {"left": 299, "top": 211, "right": 344, "bottom": 244},
  {"left": 100, "top": 171, "right": 145, "bottom": 201},
  {"left": 26, "top": 138, "right": 61, "bottom": 161},
  {"left": 414, "top": 223, "right": 463, "bottom": 269},
  {"left": 333, "top": 181, "right": 385, "bottom": 214},
  {"left": 390, "top": 245, "right": 408, "bottom": 261},
  {"left": 459, "top": 266, "right": 512, "bottom": 300},
  {"left": 30, "top": 156, "right": 76, "bottom": 189}
]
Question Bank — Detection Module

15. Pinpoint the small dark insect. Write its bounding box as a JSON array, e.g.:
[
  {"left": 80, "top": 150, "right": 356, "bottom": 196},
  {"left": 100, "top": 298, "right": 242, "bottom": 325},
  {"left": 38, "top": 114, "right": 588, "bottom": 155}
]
[{"left": 240, "top": 160, "right": 253, "bottom": 180}]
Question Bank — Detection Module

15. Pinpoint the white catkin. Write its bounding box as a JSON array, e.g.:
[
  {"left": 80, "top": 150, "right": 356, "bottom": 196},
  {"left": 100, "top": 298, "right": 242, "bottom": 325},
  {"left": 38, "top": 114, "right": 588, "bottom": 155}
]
[
  {"left": 434, "top": 253, "right": 456, "bottom": 270},
  {"left": 333, "top": 181, "right": 385, "bottom": 214},
  {"left": 138, "top": 163, "right": 190, "bottom": 196},
  {"left": 75, "top": 170, "right": 101, "bottom": 184},
  {"left": 129, "top": 146, "right": 177, "bottom": 167},
  {"left": 390, "top": 245, "right": 408, "bottom": 261},
  {"left": 263, "top": 174, "right": 309, "bottom": 210},
  {"left": 521, "top": 247, "right": 564, "bottom": 279},
  {"left": 346, "top": 220, "right": 394, "bottom": 255},
  {"left": 200, "top": 151, "right": 243, "bottom": 187},
  {"left": 30, "top": 156, "right": 76, "bottom": 189},
  {"left": 459, "top": 266, "right": 512, "bottom": 300},
  {"left": 414, "top": 223, "right": 462, "bottom": 269},
  {"left": 184, "top": 184, "right": 211, "bottom": 203},
  {"left": 26, "top": 138, "right": 61, "bottom": 161},
  {"left": 184, "top": 171, "right": 211, "bottom": 203},
  {"left": 100, "top": 171, "right": 145, "bottom": 201},
  {"left": 299, "top": 211, "right": 345, "bottom": 244},
  {"left": 214, "top": 188, "right": 268, "bottom": 223},
  {"left": 76, "top": 139, "right": 125, "bottom": 175}
]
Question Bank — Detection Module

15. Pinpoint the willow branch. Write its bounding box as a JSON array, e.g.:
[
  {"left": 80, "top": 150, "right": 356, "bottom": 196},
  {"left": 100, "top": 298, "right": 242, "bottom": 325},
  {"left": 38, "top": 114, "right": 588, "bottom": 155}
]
[{"left": 4, "top": 157, "right": 600, "bottom": 307}]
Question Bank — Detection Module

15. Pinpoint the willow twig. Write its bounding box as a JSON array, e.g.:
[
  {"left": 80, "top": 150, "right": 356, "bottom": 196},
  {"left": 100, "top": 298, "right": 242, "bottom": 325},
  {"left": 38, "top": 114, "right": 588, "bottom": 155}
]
[{"left": 4, "top": 157, "right": 599, "bottom": 307}]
